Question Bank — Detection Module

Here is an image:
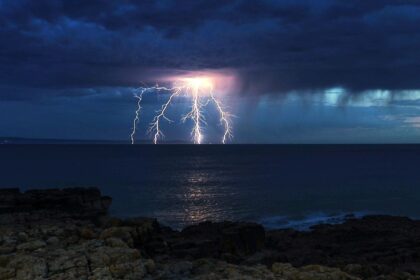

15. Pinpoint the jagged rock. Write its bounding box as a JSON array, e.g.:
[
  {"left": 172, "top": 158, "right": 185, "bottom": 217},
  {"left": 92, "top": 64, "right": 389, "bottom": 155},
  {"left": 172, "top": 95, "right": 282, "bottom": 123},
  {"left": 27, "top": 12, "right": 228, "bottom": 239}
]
[
  {"left": 8, "top": 255, "right": 48, "bottom": 280},
  {"left": 0, "top": 187, "right": 111, "bottom": 224},
  {"left": 105, "top": 237, "right": 128, "bottom": 248},
  {"left": 122, "top": 217, "right": 161, "bottom": 245},
  {"left": 0, "top": 243, "right": 15, "bottom": 254},
  {"left": 266, "top": 215, "right": 420, "bottom": 276},
  {"left": 271, "top": 262, "right": 361, "bottom": 279},
  {"left": 47, "top": 248, "right": 89, "bottom": 278},
  {"left": 144, "top": 259, "right": 156, "bottom": 274},
  {"left": 80, "top": 227, "right": 97, "bottom": 240},
  {"left": 166, "top": 221, "right": 265, "bottom": 260},
  {"left": 17, "top": 232, "right": 28, "bottom": 242},
  {"left": 2, "top": 188, "right": 420, "bottom": 279},
  {"left": 0, "top": 267, "right": 15, "bottom": 280},
  {"left": 100, "top": 227, "right": 134, "bottom": 247},
  {"left": 87, "top": 246, "right": 146, "bottom": 279},
  {"left": 16, "top": 240, "right": 46, "bottom": 252},
  {"left": 46, "top": 236, "right": 60, "bottom": 246},
  {"left": 167, "top": 260, "right": 193, "bottom": 275}
]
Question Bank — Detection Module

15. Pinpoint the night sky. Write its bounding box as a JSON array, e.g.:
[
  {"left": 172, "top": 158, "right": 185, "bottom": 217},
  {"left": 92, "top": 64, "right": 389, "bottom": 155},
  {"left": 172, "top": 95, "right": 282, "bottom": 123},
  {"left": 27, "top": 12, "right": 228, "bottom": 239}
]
[{"left": 1, "top": 0, "right": 420, "bottom": 143}]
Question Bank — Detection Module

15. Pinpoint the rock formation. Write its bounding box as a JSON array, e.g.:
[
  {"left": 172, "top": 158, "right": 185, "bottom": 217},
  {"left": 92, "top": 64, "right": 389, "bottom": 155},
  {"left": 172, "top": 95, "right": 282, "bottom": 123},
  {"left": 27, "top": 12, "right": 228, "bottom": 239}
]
[{"left": 1, "top": 187, "right": 420, "bottom": 279}]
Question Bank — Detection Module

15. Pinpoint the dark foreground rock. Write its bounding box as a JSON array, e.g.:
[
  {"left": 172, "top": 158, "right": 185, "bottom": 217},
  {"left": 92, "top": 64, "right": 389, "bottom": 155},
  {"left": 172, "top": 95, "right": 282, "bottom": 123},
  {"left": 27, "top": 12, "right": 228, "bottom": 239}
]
[
  {"left": 266, "top": 215, "right": 420, "bottom": 278},
  {"left": 1, "top": 188, "right": 420, "bottom": 279},
  {"left": 153, "top": 221, "right": 265, "bottom": 262},
  {"left": 0, "top": 188, "right": 111, "bottom": 224}
]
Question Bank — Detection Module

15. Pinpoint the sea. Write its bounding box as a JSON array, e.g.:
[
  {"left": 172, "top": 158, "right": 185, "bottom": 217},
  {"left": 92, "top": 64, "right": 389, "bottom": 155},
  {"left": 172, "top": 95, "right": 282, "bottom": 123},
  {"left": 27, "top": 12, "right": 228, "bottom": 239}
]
[{"left": 1, "top": 144, "right": 419, "bottom": 230}]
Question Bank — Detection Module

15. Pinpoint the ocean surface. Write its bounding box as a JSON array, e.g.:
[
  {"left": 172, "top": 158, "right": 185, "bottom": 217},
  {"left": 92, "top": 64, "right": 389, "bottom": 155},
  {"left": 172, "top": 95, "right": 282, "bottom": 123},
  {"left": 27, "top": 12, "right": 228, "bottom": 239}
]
[{"left": 1, "top": 144, "right": 420, "bottom": 230}]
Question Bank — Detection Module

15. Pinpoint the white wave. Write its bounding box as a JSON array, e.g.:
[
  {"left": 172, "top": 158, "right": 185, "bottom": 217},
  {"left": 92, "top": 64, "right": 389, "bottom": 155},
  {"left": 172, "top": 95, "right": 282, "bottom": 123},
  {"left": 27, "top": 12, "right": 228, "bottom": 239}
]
[{"left": 259, "top": 211, "right": 368, "bottom": 231}]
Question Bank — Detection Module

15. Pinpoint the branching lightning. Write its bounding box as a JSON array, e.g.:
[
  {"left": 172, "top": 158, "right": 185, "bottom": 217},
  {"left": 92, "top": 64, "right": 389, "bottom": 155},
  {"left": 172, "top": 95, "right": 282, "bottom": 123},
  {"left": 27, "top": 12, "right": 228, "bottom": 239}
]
[
  {"left": 149, "top": 87, "right": 182, "bottom": 144},
  {"left": 181, "top": 85, "right": 206, "bottom": 144},
  {"left": 130, "top": 77, "right": 233, "bottom": 144},
  {"left": 130, "top": 89, "right": 146, "bottom": 145},
  {"left": 210, "top": 92, "right": 233, "bottom": 144}
]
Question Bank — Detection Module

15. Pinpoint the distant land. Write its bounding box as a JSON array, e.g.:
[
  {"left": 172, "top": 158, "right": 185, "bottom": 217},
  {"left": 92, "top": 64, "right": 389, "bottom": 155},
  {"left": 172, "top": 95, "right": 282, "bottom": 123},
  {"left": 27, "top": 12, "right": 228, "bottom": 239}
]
[
  {"left": 0, "top": 137, "right": 189, "bottom": 144},
  {"left": 3, "top": 138, "right": 419, "bottom": 145}
]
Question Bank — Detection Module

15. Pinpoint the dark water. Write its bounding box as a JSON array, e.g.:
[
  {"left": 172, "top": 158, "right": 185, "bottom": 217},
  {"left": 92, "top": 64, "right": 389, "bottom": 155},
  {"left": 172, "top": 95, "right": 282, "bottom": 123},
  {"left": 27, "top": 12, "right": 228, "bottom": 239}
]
[{"left": 1, "top": 145, "right": 420, "bottom": 229}]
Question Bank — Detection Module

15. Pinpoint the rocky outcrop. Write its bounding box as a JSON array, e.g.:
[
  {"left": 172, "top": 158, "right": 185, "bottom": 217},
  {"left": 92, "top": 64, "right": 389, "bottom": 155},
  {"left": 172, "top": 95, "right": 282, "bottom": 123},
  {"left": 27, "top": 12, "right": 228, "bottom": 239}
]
[
  {"left": 2, "top": 187, "right": 420, "bottom": 279},
  {"left": 163, "top": 221, "right": 265, "bottom": 262},
  {"left": 0, "top": 188, "right": 111, "bottom": 224},
  {"left": 0, "top": 201, "right": 154, "bottom": 279},
  {"left": 152, "top": 259, "right": 360, "bottom": 280},
  {"left": 266, "top": 215, "right": 420, "bottom": 278}
]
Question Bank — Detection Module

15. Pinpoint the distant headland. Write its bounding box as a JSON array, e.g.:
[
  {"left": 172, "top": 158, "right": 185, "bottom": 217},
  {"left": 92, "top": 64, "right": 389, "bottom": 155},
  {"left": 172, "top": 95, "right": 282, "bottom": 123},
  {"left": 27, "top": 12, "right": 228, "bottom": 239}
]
[{"left": 0, "top": 137, "right": 189, "bottom": 145}]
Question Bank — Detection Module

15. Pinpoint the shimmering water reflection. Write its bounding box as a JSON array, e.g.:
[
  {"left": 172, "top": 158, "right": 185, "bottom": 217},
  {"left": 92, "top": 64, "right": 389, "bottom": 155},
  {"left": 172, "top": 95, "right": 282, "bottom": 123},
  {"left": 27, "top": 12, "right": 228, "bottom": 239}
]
[
  {"left": 153, "top": 160, "right": 239, "bottom": 228},
  {"left": 1, "top": 145, "right": 420, "bottom": 229}
]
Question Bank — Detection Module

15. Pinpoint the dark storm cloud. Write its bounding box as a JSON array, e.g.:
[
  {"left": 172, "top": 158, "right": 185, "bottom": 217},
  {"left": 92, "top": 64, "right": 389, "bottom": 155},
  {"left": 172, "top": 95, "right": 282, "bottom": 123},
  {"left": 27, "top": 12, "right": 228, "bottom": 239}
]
[{"left": 1, "top": 0, "right": 420, "bottom": 99}]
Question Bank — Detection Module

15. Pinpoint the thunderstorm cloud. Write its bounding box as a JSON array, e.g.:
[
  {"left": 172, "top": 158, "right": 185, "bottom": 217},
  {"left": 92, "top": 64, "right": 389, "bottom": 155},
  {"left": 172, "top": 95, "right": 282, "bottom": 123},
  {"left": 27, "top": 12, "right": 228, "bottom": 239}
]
[{"left": 1, "top": 0, "right": 420, "bottom": 100}]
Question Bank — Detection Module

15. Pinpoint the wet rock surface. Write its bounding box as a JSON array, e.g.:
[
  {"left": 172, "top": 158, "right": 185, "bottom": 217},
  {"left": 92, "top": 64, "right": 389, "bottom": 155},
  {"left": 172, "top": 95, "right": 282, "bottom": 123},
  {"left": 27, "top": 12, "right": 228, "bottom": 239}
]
[{"left": 1, "top": 188, "right": 420, "bottom": 279}]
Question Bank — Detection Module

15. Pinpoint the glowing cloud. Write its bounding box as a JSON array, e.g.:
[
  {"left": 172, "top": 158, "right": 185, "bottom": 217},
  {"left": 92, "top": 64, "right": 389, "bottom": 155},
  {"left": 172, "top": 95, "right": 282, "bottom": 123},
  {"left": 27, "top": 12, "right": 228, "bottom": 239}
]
[{"left": 130, "top": 72, "right": 235, "bottom": 144}]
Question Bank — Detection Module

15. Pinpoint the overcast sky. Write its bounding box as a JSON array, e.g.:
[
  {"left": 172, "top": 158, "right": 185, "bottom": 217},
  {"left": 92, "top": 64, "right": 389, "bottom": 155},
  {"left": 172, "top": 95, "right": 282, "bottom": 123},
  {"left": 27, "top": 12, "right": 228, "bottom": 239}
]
[{"left": 1, "top": 0, "right": 420, "bottom": 143}]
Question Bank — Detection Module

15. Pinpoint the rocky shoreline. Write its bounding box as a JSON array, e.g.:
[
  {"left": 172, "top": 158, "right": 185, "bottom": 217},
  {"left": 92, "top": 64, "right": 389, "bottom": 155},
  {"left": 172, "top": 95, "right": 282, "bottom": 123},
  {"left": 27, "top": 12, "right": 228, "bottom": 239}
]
[{"left": 1, "top": 188, "right": 420, "bottom": 279}]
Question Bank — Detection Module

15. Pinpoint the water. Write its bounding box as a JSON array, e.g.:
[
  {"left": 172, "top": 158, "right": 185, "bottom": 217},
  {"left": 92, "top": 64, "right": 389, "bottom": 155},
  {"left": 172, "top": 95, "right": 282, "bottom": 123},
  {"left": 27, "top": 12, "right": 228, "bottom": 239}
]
[{"left": 1, "top": 144, "right": 420, "bottom": 229}]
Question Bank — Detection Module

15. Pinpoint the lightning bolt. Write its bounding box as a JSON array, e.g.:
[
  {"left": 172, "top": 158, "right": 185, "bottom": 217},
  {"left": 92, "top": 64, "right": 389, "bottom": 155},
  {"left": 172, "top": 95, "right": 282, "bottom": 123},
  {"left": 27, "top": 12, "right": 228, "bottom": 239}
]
[
  {"left": 210, "top": 92, "right": 233, "bottom": 144},
  {"left": 149, "top": 87, "right": 182, "bottom": 144},
  {"left": 130, "top": 86, "right": 178, "bottom": 144},
  {"left": 192, "top": 95, "right": 203, "bottom": 144},
  {"left": 182, "top": 86, "right": 206, "bottom": 144},
  {"left": 130, "top": 89, "right": 146, "bottom": 145},
  {"left": 129, "top": 77, "right": 234, "bottom": 144}
]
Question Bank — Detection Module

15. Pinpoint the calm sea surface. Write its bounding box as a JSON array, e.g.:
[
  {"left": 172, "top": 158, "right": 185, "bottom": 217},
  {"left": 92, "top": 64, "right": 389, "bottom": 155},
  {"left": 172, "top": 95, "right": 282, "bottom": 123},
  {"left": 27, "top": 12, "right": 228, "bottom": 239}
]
[{"left": 1, "top": 145, "right": 420, "bottom": 229}]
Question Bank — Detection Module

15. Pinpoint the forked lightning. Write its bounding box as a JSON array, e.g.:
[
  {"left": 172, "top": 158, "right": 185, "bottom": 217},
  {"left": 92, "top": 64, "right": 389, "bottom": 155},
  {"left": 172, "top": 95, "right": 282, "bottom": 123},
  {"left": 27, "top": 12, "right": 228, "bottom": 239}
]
[{"left": 130, "top": 77, "right": 233, "bottom": 144}]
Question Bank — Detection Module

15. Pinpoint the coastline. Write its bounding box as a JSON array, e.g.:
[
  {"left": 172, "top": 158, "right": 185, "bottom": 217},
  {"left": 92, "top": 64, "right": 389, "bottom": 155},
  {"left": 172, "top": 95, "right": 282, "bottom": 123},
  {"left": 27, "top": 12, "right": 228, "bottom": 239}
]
[{"left": 1, "top": 188, "right": 419, "bottom": 279}]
